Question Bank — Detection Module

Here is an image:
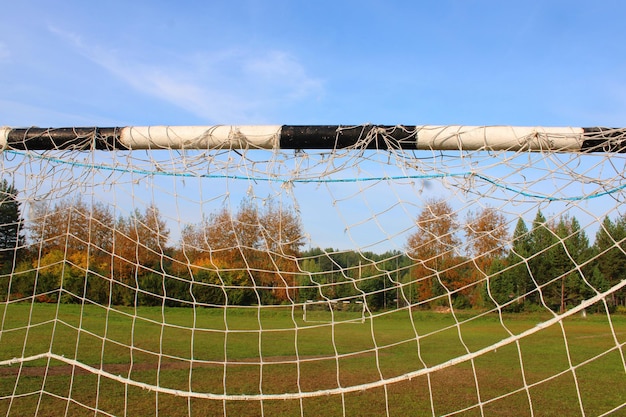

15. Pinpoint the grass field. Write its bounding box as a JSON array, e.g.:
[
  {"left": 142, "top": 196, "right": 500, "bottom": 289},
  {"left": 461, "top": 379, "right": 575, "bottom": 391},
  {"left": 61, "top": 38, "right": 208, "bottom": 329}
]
[{"left": 0, "top": 303, "right": 624, "bottom": 416}]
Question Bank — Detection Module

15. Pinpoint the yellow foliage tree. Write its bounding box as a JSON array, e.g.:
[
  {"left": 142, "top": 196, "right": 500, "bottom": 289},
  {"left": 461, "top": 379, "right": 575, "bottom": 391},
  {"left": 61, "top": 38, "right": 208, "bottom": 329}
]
[{"left": 406, "top": 198, "right": 460, "bottom": 303}]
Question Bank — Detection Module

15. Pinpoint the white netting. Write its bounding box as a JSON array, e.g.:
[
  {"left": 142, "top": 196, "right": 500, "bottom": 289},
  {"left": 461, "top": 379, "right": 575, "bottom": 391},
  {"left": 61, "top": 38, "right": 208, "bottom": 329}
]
[{"left": 0, "top": 125, "right": 625, "bottom": 416}]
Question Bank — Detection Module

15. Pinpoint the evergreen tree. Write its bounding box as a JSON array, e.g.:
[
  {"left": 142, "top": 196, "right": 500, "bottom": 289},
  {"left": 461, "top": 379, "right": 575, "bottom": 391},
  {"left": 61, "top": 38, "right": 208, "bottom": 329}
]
[
  {"left": 528, "top": 210, "right": 556, "bottom": 307},
  {"left": 498, "top": 217, "right": 532, "bottom": 309},
  {"left": 0, "top": 180, "right": 24, "bottom": 271},
  {"left": 550, "top": 215, "right": 590, "bottom": 312},
  {"left": 594, "top": 215, "right": 626, "bottom": 307}
]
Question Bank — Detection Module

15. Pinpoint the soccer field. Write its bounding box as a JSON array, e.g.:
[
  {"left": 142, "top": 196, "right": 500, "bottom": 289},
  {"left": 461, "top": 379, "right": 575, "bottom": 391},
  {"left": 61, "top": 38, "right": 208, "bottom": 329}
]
[{"left": 0, "top": 303, "right": 624, "bottom": 416}]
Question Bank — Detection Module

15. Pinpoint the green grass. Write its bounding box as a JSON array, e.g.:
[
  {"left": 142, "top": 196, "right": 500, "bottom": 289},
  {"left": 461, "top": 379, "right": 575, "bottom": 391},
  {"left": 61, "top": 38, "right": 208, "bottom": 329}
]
[{"left": 0, "top": 303, "right": 624, "bottom": 416}]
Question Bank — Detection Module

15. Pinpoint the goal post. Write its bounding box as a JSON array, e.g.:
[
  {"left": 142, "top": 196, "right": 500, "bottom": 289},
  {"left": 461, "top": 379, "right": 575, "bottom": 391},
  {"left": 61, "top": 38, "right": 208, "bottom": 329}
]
[
  {"left": 2, "top": 124, "right": 625, "bottom": 151},
  {"left": 0, "top": 124, "right": 625, "bottom": 416}
]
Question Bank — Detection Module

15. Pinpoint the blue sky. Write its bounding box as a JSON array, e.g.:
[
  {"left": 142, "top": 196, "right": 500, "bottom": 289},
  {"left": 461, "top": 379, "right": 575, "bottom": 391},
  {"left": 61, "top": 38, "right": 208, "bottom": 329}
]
[
  {"left": 2, "top": 1, "right": 626, "bottom": 251},
  {"left": 2, "top": 0, "right": 626, "bottom": 128}
]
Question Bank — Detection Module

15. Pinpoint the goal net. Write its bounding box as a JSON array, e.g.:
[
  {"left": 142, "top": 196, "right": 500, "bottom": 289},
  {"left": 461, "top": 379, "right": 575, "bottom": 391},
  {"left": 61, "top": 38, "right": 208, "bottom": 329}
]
[{"left": 0, "top": 125, "right": 624, "bottom": 416}]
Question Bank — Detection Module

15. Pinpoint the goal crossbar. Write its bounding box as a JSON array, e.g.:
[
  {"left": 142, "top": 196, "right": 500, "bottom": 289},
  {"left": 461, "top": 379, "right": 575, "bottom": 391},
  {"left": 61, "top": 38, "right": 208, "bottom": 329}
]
[{"left": 1, "top": 125, "right": 624, "bottom": 151}]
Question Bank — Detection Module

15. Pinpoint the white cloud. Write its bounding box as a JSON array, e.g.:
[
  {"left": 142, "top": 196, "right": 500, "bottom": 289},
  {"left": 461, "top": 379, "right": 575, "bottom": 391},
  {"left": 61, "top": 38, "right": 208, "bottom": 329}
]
[
  {"left": 243, "top": 51, "right": 324, "bottom": 100},
  {"left": 49, "top": 27, "right": 324, "bottom": 122},
  {"left": 0, "top": 99, "right": 119, "bottom": 127}
]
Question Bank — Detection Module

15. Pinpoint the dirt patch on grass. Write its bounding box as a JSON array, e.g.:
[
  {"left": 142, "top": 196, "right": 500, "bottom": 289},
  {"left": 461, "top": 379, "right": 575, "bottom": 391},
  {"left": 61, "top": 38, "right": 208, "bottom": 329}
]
[
  {"left": 0, "top": 354, "right": 335, "bottom": 379},
  {"left": 0, "top": 360, "right": 202, "bottom": 378}
]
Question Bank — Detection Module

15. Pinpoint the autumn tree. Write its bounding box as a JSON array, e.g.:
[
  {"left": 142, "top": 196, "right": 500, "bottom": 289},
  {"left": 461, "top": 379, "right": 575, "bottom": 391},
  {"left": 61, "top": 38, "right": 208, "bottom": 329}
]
[
  {"left": 28, "top": 199, "right": 114, "bottom": 258},
  {"left": 115, "top": 205, "right": 169, "bottom": 272},
  {"left": 21, "top": 199, "right": 170, "bottom": 306},
  {"left": 406, "top": 198, "right": 460, "bottom": 304},
  {"left": 179, "top": 220, "right": 210, "bottom": 266},
  {"left": 26, "top": 198, "right": 115, "bottom": 302},
  {"left": 180, "top": 199, "right": 305, "bottom": 305},
  {"left": 257, "top": 200, "right": 305, "bottom": 301},
  {"left": 29, "top": 199, "right": 86, "bottom": 255},
  {"left": 204, "top": 202, "right": 259, "bottom": 267},
  {"left": 113, "top": 204, "right": 169, "bottom": 305},
  {"left": 464, "top": 207, "right": 508, "bottom": 307},
  {"left": 176, "top": 206, "right": 248, "bottom": 305}
]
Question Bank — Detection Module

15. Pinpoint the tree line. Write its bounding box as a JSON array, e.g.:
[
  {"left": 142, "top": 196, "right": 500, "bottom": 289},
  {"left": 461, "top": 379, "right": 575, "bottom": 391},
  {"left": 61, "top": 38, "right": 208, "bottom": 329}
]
[
  {"left": 0, "top": 180, "right": 624, "bottom": 311},
  {"left": 405, "top": 199, "right": 622, "bottom": 312}
]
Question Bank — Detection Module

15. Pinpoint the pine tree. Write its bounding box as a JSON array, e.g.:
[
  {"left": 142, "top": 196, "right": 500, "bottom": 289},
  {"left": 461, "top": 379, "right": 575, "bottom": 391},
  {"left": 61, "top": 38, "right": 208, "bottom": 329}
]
[
  {"left": 0, "top": 180, "right": 24, "bottom": 271},
  {"left": 528, "top": 210, "right": 556, "bottom": 307},
  {"left": 550, "top": 215, "right": 589, "bottom": 312},
  {"left": 594, "top": 215, "right": 626, "bottom": 307},
  {"left": 498, "top": 218, "right": 532, "bottom": 310}
]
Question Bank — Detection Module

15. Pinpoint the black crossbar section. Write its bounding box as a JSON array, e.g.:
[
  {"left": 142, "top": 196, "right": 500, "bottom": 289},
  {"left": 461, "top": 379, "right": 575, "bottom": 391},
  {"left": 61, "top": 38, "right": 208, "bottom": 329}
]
[
  {"left": 5, "top": 127, "right": 124, "bottom": 150},
  {"left": 280, "top": 125, "right": 420, "bottom": 149},
  {"left": 581, "top": 127, "right": 626, "bottom": 153}
]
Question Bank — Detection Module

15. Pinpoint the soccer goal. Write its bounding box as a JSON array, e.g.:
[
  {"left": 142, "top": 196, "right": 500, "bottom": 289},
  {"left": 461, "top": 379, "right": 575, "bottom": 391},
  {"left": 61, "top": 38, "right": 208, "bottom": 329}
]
[{"left": 0, "top": 124, "right": 624, "bottom": 416}]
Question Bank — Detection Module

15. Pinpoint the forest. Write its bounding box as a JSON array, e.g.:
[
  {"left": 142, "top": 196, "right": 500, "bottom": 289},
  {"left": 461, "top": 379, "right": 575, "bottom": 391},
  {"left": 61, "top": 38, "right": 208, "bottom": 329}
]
[{"left": 0, "top": 179, "right": 624, "bottom": 312}]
